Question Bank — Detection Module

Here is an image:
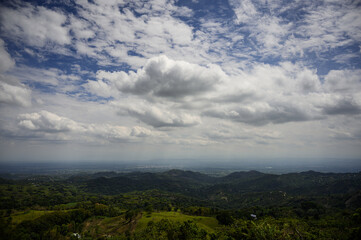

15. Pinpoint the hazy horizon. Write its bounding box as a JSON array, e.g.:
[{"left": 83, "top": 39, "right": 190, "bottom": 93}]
[
  {"left": 1, "top": 0, "right": 361, "bottom": 167},
  {"left": 1, "top": 157, "right": 361, "bottom": 175}
]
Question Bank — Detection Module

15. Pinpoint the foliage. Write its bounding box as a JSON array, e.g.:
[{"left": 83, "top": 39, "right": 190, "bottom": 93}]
[
  {"left": 0, "top": 170, "right": 360, "bottom": 239},
  {"left": 216, "top": 211, "right": 234, "bottom": 225},
  {"left": 133, "top": 219, "right": 208, "bottom": 240}
]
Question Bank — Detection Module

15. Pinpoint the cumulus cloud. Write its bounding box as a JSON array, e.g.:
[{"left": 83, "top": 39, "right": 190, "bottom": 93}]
[
  {"left": 0, "top": 0, "right": 360, "bottom": 160},
  {"left": 91, "top": 55, "right": 225, "bottom": 99},
  {"left": 121, "top": 102, "right": 201, "bottom": 128},
  {"left": 198, "top": 62, "right": 324, "bottom": 126},
  {"left": 214, "top": 91, "right": 258, "bottom": 103},
  {"left": 0, "top": 3, "right": 70, "bottom": 47},
  {"left": 322, "top": 97, "right": 361, "bottom": 116},
  {"left": 323, "top": 69, "right": 361, "bottom": 93},
  {"left": 85, "top": 79, "right": 117, "bottom": 98},
  {"left": 0, "top": 40, "right": 32, "bottom": 107},
  {"left": 205, "top": 127, "right": 251, "bottom": 141},
  {"left": 87, "top": 124, "right": 156, "bottom": 140},
  {"left": 18, "top": 111, "right": 81, "bottom": 133},
  {"left": 203, "top": 102, "right": 317, "bottom": 126},
  {"left": 97, "top": 58, "right": 360, "bottom": 128},
  {"left": 318, "top": 69, "right": 361, "bottom": 116},
  {"left": 16, "top": 110, "right": 162, "bottom": 142},
  {"left": 244, "top": 62, "right": 322, "bottom": 94},
  {"left": 0, "top": 80, "right": 32, "bottom": 107}
]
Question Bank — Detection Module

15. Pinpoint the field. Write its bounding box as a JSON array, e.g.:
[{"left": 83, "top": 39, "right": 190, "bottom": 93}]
[
  {"left": 10, "top": 210, "right": 54, "bottom": 225},
  {"left": 81, "top": 215, "right": 129, "bottom": 238},
  {"left": 80, "top": 211, "right": 219, "bottom": 238},
  {"left": 136, "top": 211, "right": 219, "bottom": 233}
]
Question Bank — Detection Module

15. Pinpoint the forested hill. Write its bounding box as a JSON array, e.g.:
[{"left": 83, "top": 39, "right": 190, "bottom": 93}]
[
  {"left": 3, "top": 169, "right": 360, "bottom": 213},
  {"left": 80, "top": 170, "right": 361, "bottom": 193},
  {"left": 66, "top": 169, "right": 361, "bottom": 209},
  {"left": 1, "top": 169, "right": 361, "bottom": 239}
]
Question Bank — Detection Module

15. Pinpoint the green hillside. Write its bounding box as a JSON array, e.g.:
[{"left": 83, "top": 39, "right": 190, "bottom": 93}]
[{"left": 0, "top": 170, "right": 360, "bottom": 239}]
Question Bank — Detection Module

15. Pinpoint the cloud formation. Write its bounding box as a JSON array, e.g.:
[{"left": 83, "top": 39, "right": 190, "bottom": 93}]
[
  {"left": 91, "top": 55, "right": 225, "bottom": 99},
  {"left": 16, "top": 110, "right": 162, "bottom": 143},
  {"left": 322, "top": 97, "right": 361, "bottom": 116},
  {"left": 18, "top": 111, "right": 81, "bottom": 133},
  {"left": 203, "top": 102, "right": 316, "bottom": 126},
  {"left": 0, "top": 39, "right": 14, "bottom": 72},
  {"left": 0, "top": 3, "right": 70, "bottom": 47},
  {"left": 0, "top": 39, "right": 31, "bottom": 107},
  {"left": 0, "top": 0, "right": 360, "bottom": 161},
  {"left": 0, "top": 79, "right": 32, "bottom": 107},
  {"left": 87, "top": 55, "right": 361, "bottom": 129},
  {"left": 124, "top": 103, "right": 201, "bottom": 128},
  {"left": 229, "top": 0, "right": 361, "bottom": 60}
]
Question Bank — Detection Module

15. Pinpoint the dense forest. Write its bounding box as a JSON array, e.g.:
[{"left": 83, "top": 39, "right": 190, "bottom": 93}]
[{"left": 1, "top": 169, "right": 360, "bottom": 239}]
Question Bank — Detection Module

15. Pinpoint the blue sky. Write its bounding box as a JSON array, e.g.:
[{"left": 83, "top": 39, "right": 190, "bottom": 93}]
[{"left": 0, "top": 0, "right": 360, "bottom": 164}]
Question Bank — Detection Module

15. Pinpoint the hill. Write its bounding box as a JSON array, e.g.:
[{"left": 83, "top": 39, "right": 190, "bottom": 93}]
[
  {"left": 78, "top": 169, "right": 361, "bottom": 209},
  {"left": 1, "top": 169, "right": 361, "bottom": 239}
]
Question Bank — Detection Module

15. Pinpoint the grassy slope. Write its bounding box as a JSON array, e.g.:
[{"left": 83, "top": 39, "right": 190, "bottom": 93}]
[
  {"left": 6, "top": 209, "right": 220, "bottom": 238},
  {"left": 82, "top": 215, "right": 131, "bottom": 238},
  {"left": 80, "top": 211, "right": 219, "bottom": 238},
  {"left": 10, "top": 210, "right": 54, "bottom": 225},
  {"left": 136, "top": 211, "right": 219, "bottom": 233}
]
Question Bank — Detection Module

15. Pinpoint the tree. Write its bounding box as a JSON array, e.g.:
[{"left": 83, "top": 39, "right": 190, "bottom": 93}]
[{"left": 216, "top": 211, "right": 234, "bottom": 225}]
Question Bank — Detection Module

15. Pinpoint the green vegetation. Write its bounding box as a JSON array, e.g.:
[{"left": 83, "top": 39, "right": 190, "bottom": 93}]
[
  {"left": 136, "top": 211, "right": 219, "bottom": 233},
  {"left": 0, "top": 170, "right": 360, "bottom": 239},
  {"left": 10, "top": 210, "right": 54, "bottom": 225}
]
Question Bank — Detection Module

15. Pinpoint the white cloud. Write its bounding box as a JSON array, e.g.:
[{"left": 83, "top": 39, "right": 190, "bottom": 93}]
[
  {"left": 10, "top": 66, "right": 83, "bottom": 94},
  {"left": 69, "top": 15, "right": 95, "bottom": 40},
  {"left": 323, "top": 69, "right": 361, "bottom": 93},
  {"left": 67, "top": 0, "right": 199, "bottom": 67},
  {"left": 94, "top": 55, "right": 226, "bottom": 99},
  {"left": 18, "top": 110, "right": 81, "bottom": 132},
  {"left": 0, "top": 40, "right": 31, "bottom": 107},
  {"left": 246, "top": 62, "right": 321, "bottom": 94},
  {"left": 0, "top": 80, "right": 32, "bottom": 107},
  {"left": 318, "top": 69, "right": 361, "bottom": 116},
  {"left": 85, "top": 79, "right": 118, "bottom": 98},
  {"left": 87, "top": 124, "right": 147, "bottom": 140},
  {"left": 229, "top": 0, "right": 361, "bottom": 59},
  {"left": 16, "top": 110, "right": 163, "bottom": 143},
  {"left": 93, "top": 57, "right": 360, "bottom": 129},
  {"left": 0, "top": 1, "right": 360, "bottom": 161},
  {"left": 286, "top": 1, "right": 361, "bottom": 56},
  {"left": 252, "top": 16, "right": 292, "bottom": 52},
  {"left": 117, "top": 101, "right": 201, "bottom": 128},
  {"left": 321, "top": 96, "right": 361, "bottom": 116},
  {"left": 0, "top": 39, "right": 15, "bottom": 73},
  {"left": 230, "top": 0, "right": 258, "bottom": 24},
  {"left": 229, "top": 0, "right": 293, "bottom": 56},
  {"left": 299, "top": 2, "right": 361, "bottom": 47},
  {"left": 198, "top": 62, "right": 326, "bottom": 125},
  {"left": 203, "top": 101, "right": 318, "bottom": 126},
  {"left": 0, "top": 3, "right": 70, "bottom": 47}
]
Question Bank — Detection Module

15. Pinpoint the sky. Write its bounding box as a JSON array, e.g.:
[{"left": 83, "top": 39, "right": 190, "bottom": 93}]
[{"left": 0, "top": 0, "right": 360, "bottom": 165}]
